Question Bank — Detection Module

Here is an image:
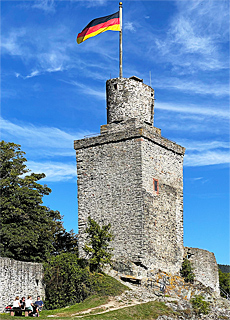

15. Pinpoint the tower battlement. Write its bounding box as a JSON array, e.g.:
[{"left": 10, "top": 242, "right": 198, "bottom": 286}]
[{"left": 106, "top": 77, "right": 154, "bottom": 126}]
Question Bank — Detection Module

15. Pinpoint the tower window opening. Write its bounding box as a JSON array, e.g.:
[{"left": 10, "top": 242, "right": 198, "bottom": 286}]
[
  {"left": 114, "top": 84, "right": 117, "bottom": 90},
  {"left": 153, "top": 179, "right": 159, "bottom": 194}
]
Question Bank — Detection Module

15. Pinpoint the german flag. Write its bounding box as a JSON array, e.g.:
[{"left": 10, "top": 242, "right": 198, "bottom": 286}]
[{"left": 77, "top": 11, "right": 120, "bottom": 44}]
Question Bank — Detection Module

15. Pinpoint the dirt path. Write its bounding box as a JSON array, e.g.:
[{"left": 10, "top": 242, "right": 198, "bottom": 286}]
[{"left": 70, "top": 296, "right": 147, "bottom": 317}]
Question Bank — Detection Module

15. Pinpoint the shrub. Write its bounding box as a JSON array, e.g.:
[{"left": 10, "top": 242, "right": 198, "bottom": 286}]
[
  {"left": 180, "top": 258, "right": 195, "bottom": 283},
  {"left": 43, "top": 253, "right": 91, "bottom": 309},
  {"left": 191, "top": 295, "right": 210, "bottom": 315},
  {"left": 84, "top": 216, "right": 113, "bottom": 272}
]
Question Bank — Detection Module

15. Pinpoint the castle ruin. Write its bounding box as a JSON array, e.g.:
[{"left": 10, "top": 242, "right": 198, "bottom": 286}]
[{"left": 74, "top": 76, "right": 219, "bottom": 294}]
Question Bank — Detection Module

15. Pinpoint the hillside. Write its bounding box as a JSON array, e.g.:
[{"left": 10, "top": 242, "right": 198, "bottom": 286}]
[
  {"left": 219, "top": 264, "right": 230, "bottom": 273},
  {"left": 3, "top": 270, "right": 230, "bottom": 319}
]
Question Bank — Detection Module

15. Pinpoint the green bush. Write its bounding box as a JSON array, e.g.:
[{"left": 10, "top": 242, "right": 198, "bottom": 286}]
[
  {"left": 43, "top": 253, "right": 91, "bottom": 309},
  {"left": 43, "top": 252, "right": 127, "bottom": 310},
  {"left": 191, "top": 295, "right": 210, "bottom": 315},
  {"left": 180, "top": 258, "right": 195, "bottom": 283}
]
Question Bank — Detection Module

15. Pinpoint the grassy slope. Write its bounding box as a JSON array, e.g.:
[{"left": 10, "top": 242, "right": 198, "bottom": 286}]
[
  {"left": 1, "top": 275, "right": 176, "bottom": 319},
  {"left": 1, "top": 300, "right": 175, "bottom": 320}
]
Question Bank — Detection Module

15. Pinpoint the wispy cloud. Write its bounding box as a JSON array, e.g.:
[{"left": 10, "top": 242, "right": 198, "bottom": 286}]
[
  {"left": 156, "top": 102, "right": 229, "bottom": 119},
  {"left": 62, "top": 80, "right": 105, "bottom": 100},
  {"left": 175, "top": 137, "right": 230, "bottom": 167},
  {"left": 27, "top": 161, "right": 76, "bottom": 182},
  {"left": 154, "top": 78, "right": 229, "bottom": 97},
  {"left": 153, "top": 0, "right": 229, "bottom": 72},
  {"left": 15, "top": 66, "right": 63, "bottom": 79},
  {"left": 81, "top": 0, "right": 108, "bottom": 8},
  {"left": 32, "top": 0, "right": 55, "bottom": 13},
  {"left": 0, "top": 117, "right": 95, "bottom": 182},
  {"left": 1, "top": 25, "right": 72, "bottom": 77},
  {"left": 124, "top": 22, "right": 136, "bottom": 32},
  {"left": 184, "top": 150, "right": 230, "bottom": 167},
  {"left": 0, "top": 117, "right": 91, "bottom": 158},
  {"left": 181, "top": 140, "right": 229, "bottom": 152}
]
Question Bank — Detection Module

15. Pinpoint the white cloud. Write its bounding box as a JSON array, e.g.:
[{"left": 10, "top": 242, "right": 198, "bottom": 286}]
[
  {"left": 154, "top": 78, "right": 229, "bottom": 97},
  {"left": 81, "top": 0, "right": 107, "bottom": 8},
  {"left": 184, "top": 150, "right": 230, "bottom": 167},
  {"left": 27, "top": 161, "right": 76, "bottom": 182},
  {"left": 0, "top": 117, "right": 91, "bottom": 158},
  {"left": 156, "top": 102, "right": 229, "bottom": 119},
  {"left": 176, "top": 138, "right": 230, "bottom": 167},
  {"left": 1, "top": 29, "right": 27, "bottom": 57},
  {"left": 32, "top": 0, "right": 55, "bottom": 13},
  {"left": 15, "top": 66, "right": 63, "bottom": 79},
  {"left": 1, "top": 25, "right": 72, "bottom": 78},
  {"left": 153, "top": 0, "right": 229, "bottom": 72},
  {"left": 124, "top": 22, "right": 136, "bottom": 32},
  {"left": 1, "top": 117, "right": 96, "bottom": 182},
  {"left": 181, "top": 140, "right": 229, "bottom": 152},
  {"left": 62, "top": 80, "right": 105, "bottom": 100}
]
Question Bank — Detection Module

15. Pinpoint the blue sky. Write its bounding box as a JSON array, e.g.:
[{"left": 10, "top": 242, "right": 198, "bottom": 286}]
[{"left": 1, "top": 0, "right": 229, "bottom": 265}]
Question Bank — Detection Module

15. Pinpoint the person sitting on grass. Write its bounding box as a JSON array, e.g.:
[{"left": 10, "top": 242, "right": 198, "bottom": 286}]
[
  {"left": 13, "top": 296, "right": 21, "bottom": 309},
  {"left": 13, "top": 296, "right": 21, "bottom": 316},
  {"left": 34, "top": 296, "right": 44, "bottom": 312},
  {"left": 20, "top": 297, "right": 25, "bottom": 309},
  {"left": 25, "top": 296, "right": 33, "bottom": 314}
]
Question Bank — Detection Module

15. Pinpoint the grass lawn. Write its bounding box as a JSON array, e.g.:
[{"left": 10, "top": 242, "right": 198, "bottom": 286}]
[{"left": 1, "top": 299, "right": 176, "bottom": 320}]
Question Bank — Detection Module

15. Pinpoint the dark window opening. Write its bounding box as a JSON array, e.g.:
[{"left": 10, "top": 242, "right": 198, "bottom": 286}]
[
  {"left": 35, "top": 279, "right": 39, "bottom": 286},
  {"left": 153, "top": 179, "right": 159, "bottom": 194},
  {"left": 114, "top": 84, "right": 117, "bottom": 90}
]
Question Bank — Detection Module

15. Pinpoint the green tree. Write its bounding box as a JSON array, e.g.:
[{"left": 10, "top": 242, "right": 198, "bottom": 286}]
[
  {"left": 0, "top": 141, "right": 77, "bottom": 262},
  {"left": 219, "top": 268, "right": 230, "bottom": 298},
  {"left": 84, "top": 216, "right": 113, "bottom": 272},
  {"left": 180, "top": 258, "right": 195, "bottom": 283}
]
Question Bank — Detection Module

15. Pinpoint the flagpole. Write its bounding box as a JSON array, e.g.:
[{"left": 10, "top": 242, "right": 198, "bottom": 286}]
[{"left": 119, "top": 2, "right": 123, "bottom": 78}]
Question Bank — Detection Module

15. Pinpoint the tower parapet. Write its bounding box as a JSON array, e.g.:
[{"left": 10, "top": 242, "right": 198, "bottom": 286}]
[{"left": 106, "top": 77, "right": 154, "bottom": 126}]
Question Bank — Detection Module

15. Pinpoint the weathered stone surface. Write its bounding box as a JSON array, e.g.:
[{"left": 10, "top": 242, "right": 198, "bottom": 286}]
[
  {"left": 0, "top": 257, "right": 45, "bottom": 313},
  {"left": 184, "top": 247, "right": 220, "bottom": 294},
  {"left": 74, "top": 76, "right": 220, "bottom": 294},
  {"left": 106, "top": 77, "right": 154, "bottom": 125},
  {"left": 75, "top": 77, "right": 185, "bottom": 274}
]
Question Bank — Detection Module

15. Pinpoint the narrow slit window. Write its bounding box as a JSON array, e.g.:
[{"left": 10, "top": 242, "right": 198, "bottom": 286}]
[{"left": 153, "top": 179, "right": 159, "bottom": 194}]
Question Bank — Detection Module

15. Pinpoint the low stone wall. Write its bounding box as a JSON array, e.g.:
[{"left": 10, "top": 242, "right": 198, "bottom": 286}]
[
  {"left": 0, "top": 257, "right": 45, "bottom": 313},
  {"left": 184, "top": 247, "right": 220, "bottom": 294}
]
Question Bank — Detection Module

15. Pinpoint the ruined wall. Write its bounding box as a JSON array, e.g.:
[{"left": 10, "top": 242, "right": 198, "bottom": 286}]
[
  {"left": 0, "top": 257, "right": 45, "bottom": 313},
  {"left": 184, "top": 247, "right": 220, "bottom": 294}
]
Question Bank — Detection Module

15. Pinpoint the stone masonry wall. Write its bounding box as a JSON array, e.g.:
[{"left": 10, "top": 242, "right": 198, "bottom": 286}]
[
  {"left": 141, "top": 137, "right": 184, "bottom": 273},
  {"left": 76, "top": 137, "right": 144, "bottom": 260},
  {"left": 106, "top": 77, "right": 154, "bottom": 125},
  {"left": 75, "top": 119, "right": 185, "bottom": 273},
  {"left": 184, "top": 247, "right": 220, "bottom": 294},
  {"left": 0, "top": 257, "right": 45, "bottom": 313}
]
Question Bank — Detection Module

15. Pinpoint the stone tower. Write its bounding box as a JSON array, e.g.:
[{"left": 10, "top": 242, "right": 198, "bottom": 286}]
[{"left": 74, "top": 76, "right": 185, "bottom": 274}]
